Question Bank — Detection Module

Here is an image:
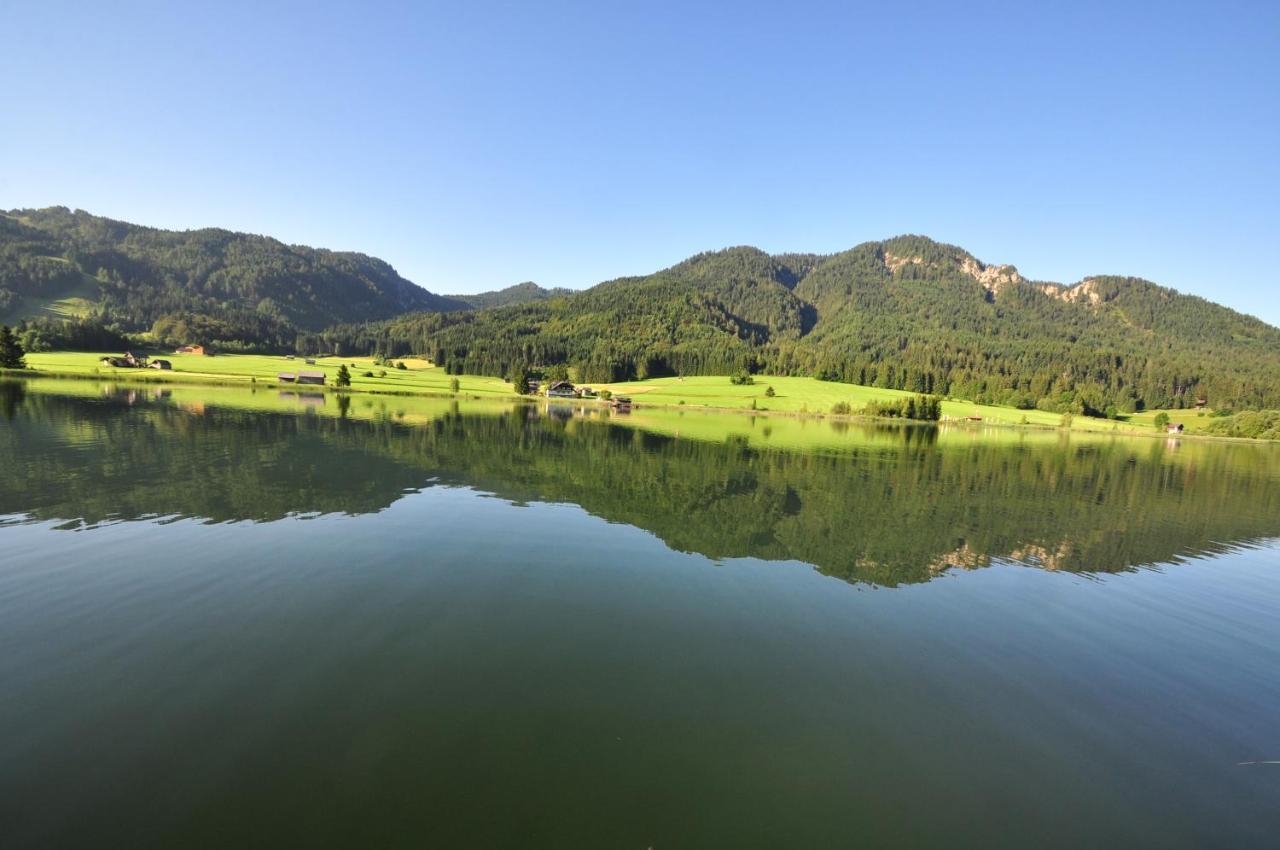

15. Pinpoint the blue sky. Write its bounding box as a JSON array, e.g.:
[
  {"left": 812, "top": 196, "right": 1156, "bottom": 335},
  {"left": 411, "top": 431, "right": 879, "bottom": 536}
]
[{"left": 3, "top": 0, "right": 1278, "bottom": 324}]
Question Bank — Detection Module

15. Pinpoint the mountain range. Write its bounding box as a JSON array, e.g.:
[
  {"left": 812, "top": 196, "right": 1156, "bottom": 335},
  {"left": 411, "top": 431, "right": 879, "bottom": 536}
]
[{"left": 5, "top": 207, "right": 1280, "bottom": 412}]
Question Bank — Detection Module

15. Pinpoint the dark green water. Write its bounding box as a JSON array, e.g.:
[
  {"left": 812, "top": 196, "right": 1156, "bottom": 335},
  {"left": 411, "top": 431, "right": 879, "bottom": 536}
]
[{"left": 2, "top": 380, "right": 1279, "bottom": 848}]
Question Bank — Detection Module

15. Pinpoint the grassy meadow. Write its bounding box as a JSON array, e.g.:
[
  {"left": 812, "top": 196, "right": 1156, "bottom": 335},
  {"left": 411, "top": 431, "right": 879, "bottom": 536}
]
[
  {"left": 13, "top": 350, "right": 1219, "bottom": 438},
  {"left": 597, "top": 374, "right": 1210, "bottom": 436},
  {"left": 13, "top": 375, "right": 514, "bottom": 430},
  {"left": 23, "top": 351, "right": 515, "bottom": 397}
]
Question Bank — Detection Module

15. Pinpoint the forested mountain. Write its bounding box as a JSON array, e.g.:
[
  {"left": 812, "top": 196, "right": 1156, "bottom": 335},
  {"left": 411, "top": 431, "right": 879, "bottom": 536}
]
[
  {"left": 6, "top": 206, "right": 1279, "bottom": 413},
  {"left": 446, "top": 281, "right": 574, "bottom": 309},
  {"left": 326, "top": 236, "right": 1280, "bottom": 412},
  {"left": 0, "top": 207, "right": 467, "bottom": 350}
]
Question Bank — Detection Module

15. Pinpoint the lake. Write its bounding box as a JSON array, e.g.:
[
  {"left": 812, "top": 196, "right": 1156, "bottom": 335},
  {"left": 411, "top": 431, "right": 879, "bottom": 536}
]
[{"left": 2, "top": 379, "right": 1279, "bottom": 848}]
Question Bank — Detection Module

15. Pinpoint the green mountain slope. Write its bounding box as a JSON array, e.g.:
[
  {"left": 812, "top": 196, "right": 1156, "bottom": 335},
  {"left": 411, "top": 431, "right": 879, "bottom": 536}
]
[
  {"left": 1, "top": 207, "right": 467, "bottom": 347},
  {"left": 327, "top": 236, "right": 1280, "bottom": 412},
  {"left": 446, "top": 281, "right": 574, "bottom": 309}
]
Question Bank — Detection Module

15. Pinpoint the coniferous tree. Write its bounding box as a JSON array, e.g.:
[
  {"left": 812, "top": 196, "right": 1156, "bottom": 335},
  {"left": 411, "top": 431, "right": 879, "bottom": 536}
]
[
  {"left": 0, "top": 325, "right": 26, "bottom": 369},
  {"left": 511, "top": 365, "right": 531, "bottom": 395}
]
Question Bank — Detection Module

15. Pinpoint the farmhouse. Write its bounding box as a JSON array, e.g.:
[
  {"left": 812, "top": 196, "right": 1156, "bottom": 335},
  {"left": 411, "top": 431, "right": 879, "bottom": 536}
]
[
  {"left": 100, "top": 352, "right": 148, "bottom": 368},
  {"left": 547, "top": 380, "right": 577, "bottom": 398},
  {"left": 176, "top": 344, "right": 206, "bottom": 356},
  {"left": 278, "top": 372, "right": 297, "bottom": 383},
  {"left": 297, "top": 371, "right": 326, "bottom": 386},
  {"left": 1167, "top": 423, "right": 1185, "bottom": 434}
]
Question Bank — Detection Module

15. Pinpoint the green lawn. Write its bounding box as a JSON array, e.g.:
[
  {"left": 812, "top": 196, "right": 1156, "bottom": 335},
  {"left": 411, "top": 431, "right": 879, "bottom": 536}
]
[
  {"left": 17, "top": 351, "right": 1218, "bottom": 437},
  {"left": 596, "top": 374, "right": 1194, "bottom": 435},
  {"left": 15, "top": 375, "right": 513, "bottom": 426},
  {"left": 23, "top": 351, "right": 516, "bottom": 397}
]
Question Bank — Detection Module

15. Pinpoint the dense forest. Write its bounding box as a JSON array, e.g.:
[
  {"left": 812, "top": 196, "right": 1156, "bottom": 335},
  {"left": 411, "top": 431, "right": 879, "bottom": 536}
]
[
  {"left": 5, "top": 208, "right": 1280, "bottom": 412},
  {"left": 326, "top": 237, "right": 1280, "bottom": 412},
  {"left": 445, "top": 281, "right": 574, "bottom": 309},
  {"left": 0, "top": 207, "right": 468, "bottom": 351},
  {"left": 5, "top": 384, "right": 1280, "bottom": 585}
]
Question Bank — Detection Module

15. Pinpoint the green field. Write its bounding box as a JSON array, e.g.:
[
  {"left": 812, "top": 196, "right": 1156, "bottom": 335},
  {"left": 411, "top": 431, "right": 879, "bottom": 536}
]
[
  {"left": 15, "top": 375, "right": 1243, "bottom": 459},
  {"left": 13, "top": 351, "right": 1218, "bottom": 437},
  {"left": 597, "top": 374, "right": 1207, "bottom": 436},
  {"left": 13, "top": 375, "right": 517, "bottom": 429},
  {"left": 22, "top": 351, "right": 516, "bottom": 397}
]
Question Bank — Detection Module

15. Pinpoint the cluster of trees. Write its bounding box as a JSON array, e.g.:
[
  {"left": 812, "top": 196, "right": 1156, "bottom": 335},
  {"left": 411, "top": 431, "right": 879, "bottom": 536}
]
[
  {"left": 0, "top": 325, "right": 26, "bottom": 368},
  {"left": 858, "top": 395, "right": 943, "bottom": 421},
  {"left": 9, "top": 316, "right": 131, "bottom": 354},
  {"left": 511, "top": 364, "right": 534, "bottom": 394},
  {"left": 1202, "top": 410, "right": 1280, "bottom": 441}
]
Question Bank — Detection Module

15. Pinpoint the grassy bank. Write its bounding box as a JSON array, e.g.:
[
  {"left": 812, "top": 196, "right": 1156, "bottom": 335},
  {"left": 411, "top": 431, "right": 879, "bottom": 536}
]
[
  {"left": 596, "top": 374, "right": 1214, "bottom": 436},
  {"left": 21, "top": 351, "right": 515, "bottom": 397},
  {"left": 14, "top": 351, "right": 1221, "bottom": 437}
]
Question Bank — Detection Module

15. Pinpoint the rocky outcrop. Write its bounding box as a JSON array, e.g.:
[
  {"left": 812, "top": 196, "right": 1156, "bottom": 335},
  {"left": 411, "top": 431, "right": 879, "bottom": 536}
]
[
  {"left": 961, "top": 257, "right": 1023, "bottom": 295},
  {"left": 883, "top": 252, "right": 925, "bottom": 274},
  {"left": 1039, "top": 278, "right": 1105, "bottom": 306}
]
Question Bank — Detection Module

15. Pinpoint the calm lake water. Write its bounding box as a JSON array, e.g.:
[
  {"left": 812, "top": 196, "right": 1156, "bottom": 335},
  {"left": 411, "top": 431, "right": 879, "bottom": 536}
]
[{"left": 2, "top": 379, "right": 1280, "bottom": 848}]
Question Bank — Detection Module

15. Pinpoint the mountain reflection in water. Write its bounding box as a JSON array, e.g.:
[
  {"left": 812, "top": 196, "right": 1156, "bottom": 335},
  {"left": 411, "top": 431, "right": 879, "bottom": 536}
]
[{"left": 3, "top": 379, "right": 1279, "bottom": 587}]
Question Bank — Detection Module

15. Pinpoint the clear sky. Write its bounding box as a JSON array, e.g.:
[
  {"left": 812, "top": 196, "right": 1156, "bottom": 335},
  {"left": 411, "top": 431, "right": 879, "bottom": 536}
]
[{"left": 3, "top": 0, "right": 1277, "bottom": 324}]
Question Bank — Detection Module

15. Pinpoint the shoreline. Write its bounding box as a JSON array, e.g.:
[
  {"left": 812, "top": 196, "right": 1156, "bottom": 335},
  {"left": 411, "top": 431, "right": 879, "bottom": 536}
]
[{"left": 4, "top": 365, "right": 1266, "bottom": 444}]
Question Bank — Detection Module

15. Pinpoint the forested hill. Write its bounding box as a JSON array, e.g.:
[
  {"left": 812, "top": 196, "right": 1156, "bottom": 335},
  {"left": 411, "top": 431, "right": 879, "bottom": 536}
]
[
  {"left": 446, "top": 281, "right": 574, "bottom": 309},
  {"left": 0, "top": 207, "right": 468, "bottom": 349},
  {"left": 6, "top": 207, "right": 1280, "bottom": 412},
  {"left": 327, "top": 236, "right": 1280, "bottom": 413}
]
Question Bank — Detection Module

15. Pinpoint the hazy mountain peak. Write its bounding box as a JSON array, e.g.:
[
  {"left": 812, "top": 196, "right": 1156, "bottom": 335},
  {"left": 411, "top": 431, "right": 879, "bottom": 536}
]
[{"left": 446, "top": 281, "right": 574, "bottom": 310}]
